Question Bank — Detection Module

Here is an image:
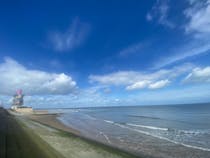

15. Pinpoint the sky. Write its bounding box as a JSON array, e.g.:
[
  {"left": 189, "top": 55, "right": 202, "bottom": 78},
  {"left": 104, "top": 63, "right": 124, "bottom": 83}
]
[{"left": 0, "top": 0, "right": 210, "bottom": 108}]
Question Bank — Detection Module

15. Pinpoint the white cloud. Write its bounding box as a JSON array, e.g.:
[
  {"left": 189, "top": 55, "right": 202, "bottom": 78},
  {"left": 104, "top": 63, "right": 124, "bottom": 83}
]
[
  {"left": 20, "top": 88, "right": 118, "bottom": 108},
  {"left": 1, "top": 84, "right": 210, "bottom": 108},
  {"left": 89, "top": 64, "right": 193, "bottom": 90},
  {"left": 124, "top": 79, "right": 170, "bottom": 90},
  {"left": 148, "top": 79, "right": 170, "bottom": 89},
  {"left": 49, "top": 17, "right": 90, "bottom": 52},
  {"left": 0, "top": 57, "right": 77, "bottom": 95},
  {"left": 126, "top": 80, "right": 151, "bottom": 90},
  {"left": 184, "top": 0, "right": 210, "bottom": 35},
  {"left": 184, "top": 66, "right": 210, "bottom": 83},
  {"left": 146, "top": 0, "right": 174, "bottom": 28}
]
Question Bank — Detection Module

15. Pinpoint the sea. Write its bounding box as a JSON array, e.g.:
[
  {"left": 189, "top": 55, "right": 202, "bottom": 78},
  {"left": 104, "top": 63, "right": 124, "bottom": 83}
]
[{"left": 54, "top": 103, "right": 210, "bottom": 157}]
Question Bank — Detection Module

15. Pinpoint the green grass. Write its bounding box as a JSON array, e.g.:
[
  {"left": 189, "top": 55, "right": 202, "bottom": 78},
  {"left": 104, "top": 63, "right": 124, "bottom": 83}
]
[
  {"left": 0, "top": 108, "right": 64, "bottom": 158},
  {"left": 25, "top": 115, "right": 142, "bottom": 158},
  {"left": 0, "top": 108, "right": 144, "bottom": 158}
]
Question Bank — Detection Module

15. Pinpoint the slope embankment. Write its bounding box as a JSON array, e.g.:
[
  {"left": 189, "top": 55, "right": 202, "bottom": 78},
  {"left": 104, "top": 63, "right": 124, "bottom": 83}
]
[{"left": 0, "top": 107, "right": 63, "bottom": 158}]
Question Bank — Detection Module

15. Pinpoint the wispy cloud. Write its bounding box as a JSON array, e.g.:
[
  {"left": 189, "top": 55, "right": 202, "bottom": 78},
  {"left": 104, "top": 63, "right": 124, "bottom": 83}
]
[
  {"left": 153, "top": 41, "right": 210, "bottom": 69},
  {"left": 0, "top": 57, "right": 77, "bottom": 95},
  {"left": 89, "top": 63, "right": 193, "bottom": 91},
  {"left": 184, "top": 0, "right": 210, "bottom": 36},
  {"left": 118, "top": 41, "right": 149, "bottom": 57},
  {"left": 48, "top": 17, "right": 90, "bottom": 52},
  {"left": 49, "top": 59, "right": 63, "bottom": 68},
  {"left": 146, "top": 0, "right": 175, "bottom": 28},
  {"left": 153, "top": 0, "right": 210, "bottom": 68}
]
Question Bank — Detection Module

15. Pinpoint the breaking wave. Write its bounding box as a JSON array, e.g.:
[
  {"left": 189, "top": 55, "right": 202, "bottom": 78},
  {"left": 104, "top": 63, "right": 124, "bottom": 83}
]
[
  {"left": 127, "top": 115, "right": 162, "bottom": 120},
  {"left": 126, "top": 123, "right": 168, "bottom": 131},
  {"left": 104, "top": 120, "right": 115, "bottom": 124},
  {"left": 103, "top": 119, "right": 210, "bottom": 152}
]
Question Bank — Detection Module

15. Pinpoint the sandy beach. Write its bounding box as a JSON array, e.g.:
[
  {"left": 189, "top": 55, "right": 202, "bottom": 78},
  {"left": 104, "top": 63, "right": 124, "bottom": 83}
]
[
  {"left": 7, "top": 109, "right": 141, "bottom": 158},
  {"left": 27, "top": 112, "right": 80, "bottom": 135}
]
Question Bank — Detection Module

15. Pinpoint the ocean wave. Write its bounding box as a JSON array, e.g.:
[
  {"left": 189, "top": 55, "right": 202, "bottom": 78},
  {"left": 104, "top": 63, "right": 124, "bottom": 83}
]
[
  {"left": 127, "top": 115, "right": 162, "bottom": 120},
  {"left": 126, "top": 123, "right": 168, "bottom": 131},
  {"left": 114, "top": 123, "right": 210, "bottom": 152},
  {"left": 59, "top": 115, "right": 210, "bottom": 152},
  {"left": 177, "top": 129, "right": 210, "bottom": 135},
  {"left": 104, "top": 120, "right": 115, "bottom": 124},
  {"left": 104, "top": 119, "right": 168, "bottom": 131},
  {"left": 83, "top": 114, "right": 97, "bottom": 120},
  {"left": 127, "top": 115, "right": 193, "bottom": 125}
]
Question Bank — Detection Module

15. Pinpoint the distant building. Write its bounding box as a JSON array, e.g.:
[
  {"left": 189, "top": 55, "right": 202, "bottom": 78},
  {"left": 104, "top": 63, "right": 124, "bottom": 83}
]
[
  {"left": 11, "top": 89, "right": 33, "bottom": 113},
  {"left": 12, "top": 89, "right": 24, "bottom": 107}
]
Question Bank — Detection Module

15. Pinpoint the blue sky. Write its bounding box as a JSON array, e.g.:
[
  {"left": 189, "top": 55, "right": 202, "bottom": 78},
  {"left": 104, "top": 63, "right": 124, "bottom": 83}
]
[{"left": 0, "top": 0, "right": 210, "bottom": 108}]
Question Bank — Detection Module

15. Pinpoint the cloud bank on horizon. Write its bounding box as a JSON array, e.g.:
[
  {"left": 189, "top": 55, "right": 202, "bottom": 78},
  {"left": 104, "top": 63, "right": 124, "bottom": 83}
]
[{"left": 0, "top": 57, "right": 210, "bottom": 108}]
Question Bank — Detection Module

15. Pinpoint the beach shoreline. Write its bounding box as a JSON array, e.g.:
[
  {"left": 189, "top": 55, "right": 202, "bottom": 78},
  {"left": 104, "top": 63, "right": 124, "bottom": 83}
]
[
  {"left": 27, "top": 112, "right": 81, "bottom": 135},
  {"left": 25, "top": 109, "right": 210, "bottom": 158},
  {"left": 12, "top": 109, "right": 142, "bottom": 158}
]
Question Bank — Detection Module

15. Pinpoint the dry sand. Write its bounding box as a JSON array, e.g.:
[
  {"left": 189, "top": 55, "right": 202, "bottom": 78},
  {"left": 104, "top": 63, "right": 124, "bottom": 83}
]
[{"left": 28, "top": 113, "right": 80, "bottom": 135}]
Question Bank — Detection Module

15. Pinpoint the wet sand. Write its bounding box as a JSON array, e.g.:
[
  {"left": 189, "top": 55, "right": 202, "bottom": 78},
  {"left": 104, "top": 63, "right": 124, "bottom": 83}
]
[
  {"left": 27, "top": 112, "right": 80, "bottom": 135},
  {"left": 13, "top": 110, "right": 141, "bottom": 158}
]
